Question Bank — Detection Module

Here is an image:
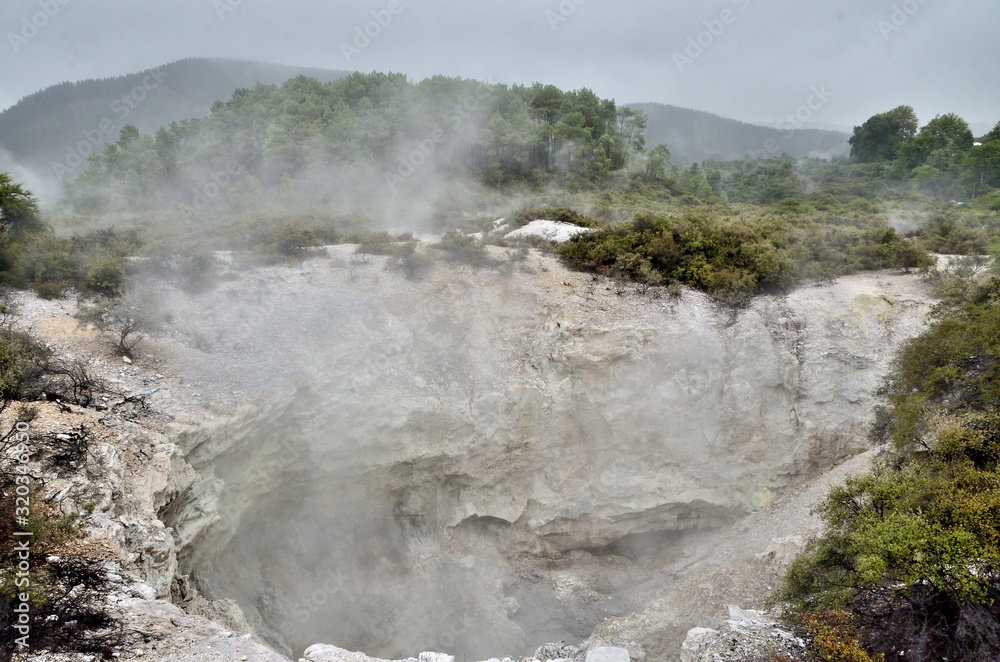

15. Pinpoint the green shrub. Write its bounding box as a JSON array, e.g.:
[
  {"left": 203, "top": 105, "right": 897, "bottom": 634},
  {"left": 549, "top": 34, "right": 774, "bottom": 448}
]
[
  {"left": 32, "top": 282, "right": 64, "bottom": 299},
  {"left": 79, "top": 257, "right": 126, "bottom": 297},
  {"left": 433, "top": 231, "right": 493, "bottom": 267},
  {"left": 271, "top": 223, "right": 319, "bottom": 259},
  {"left": 14, "top": 234, "right": 78, "bottom": 287},
  {"left": 385, "top": 240, "right": 433, "bottom": 280},
  {"left": 798, "top": 612, "right": 884, "bottom": 662},
  {"left": 781, "top": 277, "right": 1000, "bottom": 661},
  {"left": 558, "top": 213, "right": 802, "bottom": 301},
  {"left": 0, "top": 327, "right": 49, "bottom": 412},
  {"left": 356, "top": 231, "right": 395, "bottom": 256}
]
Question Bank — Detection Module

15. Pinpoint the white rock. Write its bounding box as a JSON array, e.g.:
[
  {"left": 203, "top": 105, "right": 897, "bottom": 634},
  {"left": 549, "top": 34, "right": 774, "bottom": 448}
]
[
  {"left": 419, "top": 654, "right": 454, "bottom": 662},
  {"left": 680, "top": 628, "right": 720, "bottom": 662},
  {"left": 585, "top": 647, "right": 630, "bottom": 662},
  {"left": 504, "top": 220, "right": 592, "bottom": 243}
]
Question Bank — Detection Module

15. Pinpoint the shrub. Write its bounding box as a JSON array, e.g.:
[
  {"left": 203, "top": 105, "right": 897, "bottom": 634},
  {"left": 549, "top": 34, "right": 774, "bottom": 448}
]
[
  {"left": 78, "top": 291, "right": 164, "bottom": 358},
  {"left": 80, "top": 257, "right": 127, "bottom": 297},
  {"left": 781, "top": 277, "right": 1000, "bottom": 661},
  {"left": 14, "top": 234, "right": 78, "bottom": 287},
  {"left": 32, "top": 281, "right": 63, "bottom": 300},
  {"left": 799, "top": 611, "right": 883, "bottom": 662},
  {"left": 0, "top": 328, "right": 49, "bottom": 415},
  {"left": 356, "top": 231, "right": 395, "bottom": 256},
  {"left": 385, "top": 240, "right": 433, "bottom": 280},
  {"left": 433, "top": 231, "right": 494, "bottom": 267},
  {"left": 558, "top": 213, "right": 801, "bottom": 301},
  {"left": 271, "top": 223, "right": 319, "bottom": 259},
  {"left": 1, "top": 428, "right": 124, "bottom": 660}
]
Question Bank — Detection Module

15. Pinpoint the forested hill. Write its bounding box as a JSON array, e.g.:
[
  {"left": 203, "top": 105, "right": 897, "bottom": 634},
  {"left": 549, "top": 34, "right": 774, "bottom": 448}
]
[
  {"left": 66, "top": 73, "right": 655, "bottom": 212},
  {"left": 631, "top": 102, "right": 850, "bottom": 164},
  {"left": 0, "top": 58, "right": 351, "bottom": 174}
]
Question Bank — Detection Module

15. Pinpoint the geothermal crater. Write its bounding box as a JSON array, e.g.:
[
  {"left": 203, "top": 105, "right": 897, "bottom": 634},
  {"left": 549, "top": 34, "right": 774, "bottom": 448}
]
[{"left": 157, "top": 247, "right": 933, "bottom": 660}]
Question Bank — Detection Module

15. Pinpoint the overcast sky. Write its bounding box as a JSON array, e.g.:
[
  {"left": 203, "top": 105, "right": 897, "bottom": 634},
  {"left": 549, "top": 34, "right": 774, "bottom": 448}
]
[{"left": 2, "top": 0, "right": 998, "bottom": 132}]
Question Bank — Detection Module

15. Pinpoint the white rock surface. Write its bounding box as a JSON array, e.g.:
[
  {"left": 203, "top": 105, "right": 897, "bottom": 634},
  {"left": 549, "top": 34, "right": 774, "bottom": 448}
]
[
  {"left": 156, "top": 250, "right": 932, "bottom": 659},
  {"left": 504, "top": 220, "right": 592, "bottom": 243},
  {"left": 15, "top": 249, "right": 936, "bottom": 662},
  {"left": 584, "top": 647, "right": 630, "bottom": 662},
  {"left": 679, "top": 606, "right": 806, "bottom": 661}
]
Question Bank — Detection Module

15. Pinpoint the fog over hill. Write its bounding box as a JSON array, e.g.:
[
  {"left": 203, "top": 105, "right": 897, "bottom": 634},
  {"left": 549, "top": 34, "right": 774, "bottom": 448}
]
[
  {"left": 631, "top": 102, "right": 850, "bottom": 165},
  {"left": 0, "top": 59, "right": 854, "bottom": 198},
  {"left": 0, "top": 58, "right": 351, "bottom": 180}
]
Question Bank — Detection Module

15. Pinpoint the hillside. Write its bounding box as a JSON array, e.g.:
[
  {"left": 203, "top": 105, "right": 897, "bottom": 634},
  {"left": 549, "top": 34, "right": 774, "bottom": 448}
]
[
  {"left": 630, "top": 102, "right": 850, "bottom": 165},
  {"left": 0, "top": 58, "right": 853, "bottom": 183},
  {"left": 0, "top": 58, "right": 351, "bottom": 177}
]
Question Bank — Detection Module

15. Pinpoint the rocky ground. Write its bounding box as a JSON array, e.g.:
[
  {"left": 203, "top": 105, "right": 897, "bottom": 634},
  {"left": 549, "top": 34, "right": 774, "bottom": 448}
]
[{"left": 5, "top": 246, "right": 938, "bottom": 661}]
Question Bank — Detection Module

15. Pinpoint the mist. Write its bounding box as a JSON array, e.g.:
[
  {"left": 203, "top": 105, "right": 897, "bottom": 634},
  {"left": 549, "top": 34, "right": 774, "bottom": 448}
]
[
  {"left": 126, "top": 238, "right": 927, "bottom": 659},
  {"left": 2, "top": 3, "right": 998, "bottom": 661}
]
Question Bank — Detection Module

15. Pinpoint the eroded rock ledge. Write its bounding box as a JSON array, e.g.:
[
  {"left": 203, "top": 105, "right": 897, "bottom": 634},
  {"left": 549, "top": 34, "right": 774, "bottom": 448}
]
[{"left": 11, "top": 250, "right": 935, "bottom": 661}]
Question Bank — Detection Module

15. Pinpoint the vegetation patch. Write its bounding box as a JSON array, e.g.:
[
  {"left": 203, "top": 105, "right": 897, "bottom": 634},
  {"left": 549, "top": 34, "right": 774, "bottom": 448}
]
[{"left": 781, "top": 277, "right": 1000, "bottom": 661}]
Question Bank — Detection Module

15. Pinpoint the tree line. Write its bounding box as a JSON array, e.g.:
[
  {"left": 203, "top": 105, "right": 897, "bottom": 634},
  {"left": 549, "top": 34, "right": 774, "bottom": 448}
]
[
  {"left": 848, "top": 105, "right": 1000, "bottom": 199},
  {"left": 68, "top": 73, "right": 662, "bottom": 213}
]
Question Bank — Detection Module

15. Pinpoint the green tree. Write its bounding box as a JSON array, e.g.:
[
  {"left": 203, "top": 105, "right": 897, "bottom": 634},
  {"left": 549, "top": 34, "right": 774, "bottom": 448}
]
[
  {"left": 644, "top": 144, "right": 672, "bottom": 180},
  {"left": 0, "top": 173, "right": 44, "bottom": 236},
  {"left": 979, "top": 121, "right": 1000, "bottom": 145},
  {"left": 848, "top": 105, "right": 918, "bottom": 162},
  {"left": 898, "top": 113, "right": 975, "bottom": 170},
  {"left": 614, "top": 107, "right": 648, "bottom": 170},
  {"left": 971, "top": 140, "right": 1000, "bottom": 192}
]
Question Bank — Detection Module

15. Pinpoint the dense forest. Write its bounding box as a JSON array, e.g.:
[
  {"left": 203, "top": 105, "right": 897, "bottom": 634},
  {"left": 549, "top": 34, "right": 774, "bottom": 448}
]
[
  {"left": 65, "top": 74, "right": 1000, "bottom": 223},
  {"left": 66, "top": 72, "right": 655, "bottom": 213}
]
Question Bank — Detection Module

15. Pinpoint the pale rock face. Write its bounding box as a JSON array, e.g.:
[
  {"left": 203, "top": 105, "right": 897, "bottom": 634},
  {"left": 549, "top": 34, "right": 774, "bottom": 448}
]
[
  {"left": 584, "top": 648, "right": 631, "bottom": 662},
  {"left": 153, "top": 251, "right": 933, "bottom": 660},
  {"left": 679, "top": 628, "right": 719, "bottom": 662},
  {"left": 43, "top": 420, "right": 182, "bottom": 599},
  {"left": 504, "top": 220, "right": 592, "bottom": 243},
  {"left": 301, "top": 646, "right": 457, "bottom": 662},
  {"left": 679, "top": 607, "right": 807, "bottom": 661}
]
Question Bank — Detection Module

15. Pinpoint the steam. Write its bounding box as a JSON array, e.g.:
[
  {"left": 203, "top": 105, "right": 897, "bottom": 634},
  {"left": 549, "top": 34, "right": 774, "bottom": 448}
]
[
  {"left": 0, "top": 148, "right": 63, "bottom": 208},
  {"left": 151, "top": 243, "right": 907, "bottom": 660}
]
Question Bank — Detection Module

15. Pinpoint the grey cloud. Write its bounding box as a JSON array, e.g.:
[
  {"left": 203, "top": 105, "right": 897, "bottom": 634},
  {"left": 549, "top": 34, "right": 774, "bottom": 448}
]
[{"left": 1, "top": 0, "right": 997, "bottom": 130}]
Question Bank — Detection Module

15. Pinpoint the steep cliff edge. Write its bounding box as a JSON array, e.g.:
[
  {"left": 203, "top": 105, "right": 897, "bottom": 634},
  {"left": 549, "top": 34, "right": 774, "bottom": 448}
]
[
  {"left": 11, "top": 247, "right": 935, "bottom": 661},
  {"left": 150, "top": 247, "right": 933, "bottom": 660}
]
